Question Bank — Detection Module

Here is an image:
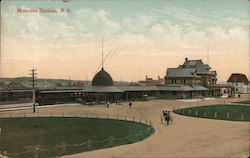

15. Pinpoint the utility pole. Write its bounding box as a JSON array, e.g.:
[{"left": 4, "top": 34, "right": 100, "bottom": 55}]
[
  {"left": 68, "top": 76, "right": 71, "bottom": 87},
  {"left": 29, "top": 69, "right": 37, "bottom": 113}
]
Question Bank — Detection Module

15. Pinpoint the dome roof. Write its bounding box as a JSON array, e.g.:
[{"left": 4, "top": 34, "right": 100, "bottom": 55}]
[{"left": 92, "top": 68, "right": 113, "bottom": 86}]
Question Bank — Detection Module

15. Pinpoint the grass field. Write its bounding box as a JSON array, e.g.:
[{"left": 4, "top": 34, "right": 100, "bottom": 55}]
[
  {"left": 173, "top": 104, "right": 250, "bottom": 121},
  {"left": 0, "top": 117, "right": 153, "bottom": 158},
  {"left": 235, "top": 100, "right": 250, "bottom": 104}
]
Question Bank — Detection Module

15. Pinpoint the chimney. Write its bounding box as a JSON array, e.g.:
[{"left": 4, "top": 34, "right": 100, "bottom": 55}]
[{"left": 185, "top": 58, "right": 188, "bottom": 61}]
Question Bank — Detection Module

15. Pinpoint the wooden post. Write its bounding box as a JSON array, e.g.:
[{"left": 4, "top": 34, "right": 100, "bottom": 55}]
[
  {"left": 34, "top": 145, "right": 39, "bottom": 158},
  {"left": 204, "top": 112, "right": 207, "bottom": 117},
  {"left": 109, "top": 136, "right": 113, "bottom": 147},
  {"left": 214, "top": 112, "right": 217, "bottom": 119},
  {"left": 62, "top": 142, "right": 66, "bottom": 155},
  {"left": 32, "top": 90, "right": 36, "bottom": 113},
  {"left": 87, "top": 139, "right": 91, "bottom": 150}
]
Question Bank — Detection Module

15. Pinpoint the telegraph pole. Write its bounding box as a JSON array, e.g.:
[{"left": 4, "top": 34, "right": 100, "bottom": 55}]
[
  {"left": 68, "top": 76, "right": 71, "bottom": 87},
  {"left": 29, "top": 69, "right": 37, "bottom": 113}
]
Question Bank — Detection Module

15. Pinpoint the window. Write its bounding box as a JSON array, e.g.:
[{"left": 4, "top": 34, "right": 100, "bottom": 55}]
[
  {"left": 172, "top": 91, "right": 177, "bottom": 95},
  {"left": 184, "top": 80, "right": 186, "bottom": 84},
  {"left": 171, "top": 80, "right": 176, "bottom": 84}
]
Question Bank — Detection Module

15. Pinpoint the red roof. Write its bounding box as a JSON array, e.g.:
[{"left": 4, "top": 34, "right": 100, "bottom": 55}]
[{"left": 227, "top": 73, "right": 249, "bottom": 84}]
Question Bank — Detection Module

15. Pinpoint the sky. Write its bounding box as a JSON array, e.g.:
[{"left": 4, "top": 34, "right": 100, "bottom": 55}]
[{"left": 1, "top": 0, "right": 249, "bottom": 82}]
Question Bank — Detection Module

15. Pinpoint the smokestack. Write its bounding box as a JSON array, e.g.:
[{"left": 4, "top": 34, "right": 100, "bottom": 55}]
[{"left": 185, "top": 58, "right": 188, "bottom": 61}]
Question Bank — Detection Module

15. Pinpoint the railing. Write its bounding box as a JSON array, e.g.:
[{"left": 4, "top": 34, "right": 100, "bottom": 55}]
[
  {"left": 0, "top": 113, "right": 152, "bottom": 126},
  {"left": 173, "top": 108, "right": 249, "bottom": 121},
  {"left": 0, "top": 114, "right": 154, "bottom": 158}
]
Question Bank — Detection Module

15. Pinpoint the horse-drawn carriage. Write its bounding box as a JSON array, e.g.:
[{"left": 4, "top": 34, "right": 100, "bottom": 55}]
[{"left": 161, "top": 109, "right": 172, "bottom": 125}]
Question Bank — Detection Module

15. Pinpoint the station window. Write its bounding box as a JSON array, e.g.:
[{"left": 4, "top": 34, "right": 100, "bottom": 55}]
[{"left": 172, "top": 91, "right": 177, "bottom": 96}]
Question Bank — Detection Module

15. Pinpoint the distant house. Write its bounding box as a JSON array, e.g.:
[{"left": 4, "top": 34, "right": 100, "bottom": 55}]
[
  {"left": 227, "top": 73, "right": 250, "bottom": 94},
  {"left": 138, "top": 75, "right": 165, "bottom": 86}
]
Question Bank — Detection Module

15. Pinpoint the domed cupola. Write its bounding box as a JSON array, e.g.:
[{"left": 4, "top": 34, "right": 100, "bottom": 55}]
[{"left": 92, "top": 68, "right": 113, "bottom": 86}]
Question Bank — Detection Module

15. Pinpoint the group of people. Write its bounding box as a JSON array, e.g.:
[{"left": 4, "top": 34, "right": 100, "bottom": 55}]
[{"left": 106, "top": 102, "right": 133, "bottom": 109}]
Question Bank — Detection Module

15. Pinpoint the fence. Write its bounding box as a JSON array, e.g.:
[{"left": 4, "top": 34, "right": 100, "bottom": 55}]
[
  {"left": 0, "top": 114, "right": 154, "bottom": 158},
  {"left": 173, "top": 108, "right": 250, "bottom": 121},
  {"left": 1, "top": 113, "right": 152, "bottom": 126}
]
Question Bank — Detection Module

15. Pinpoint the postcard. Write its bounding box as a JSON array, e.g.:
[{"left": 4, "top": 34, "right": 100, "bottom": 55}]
[{"left": 0, "top": 0, "right": 249, "bottom": 158}]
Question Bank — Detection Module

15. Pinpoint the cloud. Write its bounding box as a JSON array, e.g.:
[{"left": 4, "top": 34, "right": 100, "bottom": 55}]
[
  {"left": 122, "top": 14, "right": 155, "bottom": 33},
  {"left": 153, "top": 6, "right": 203, "bottom": 24},
  {"left": 2, "top": 5, "right": 78, "bottom": 42},
  {"left": 2, "top": 4, "right": 248, "bottom": 63},
  {"left": 206, "top": 25, "right": 248, "bottom": 51},
  {"left": 74, "top": 8, "right": 120, "bottom": 35},
  {"left": 117, "top": 33, "right": 147, "bottom": 45},
  {"left": 148, "top": 20, "right": 205, "bottom": 50},
  {"left": 224, "top": 17, "right": 248, "bottom": 27}
]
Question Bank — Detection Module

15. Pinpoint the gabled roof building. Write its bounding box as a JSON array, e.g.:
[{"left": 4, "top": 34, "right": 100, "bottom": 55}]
[
  {"left": 165, "top": 58, "right": 217, "bottom": 86},
  {"left": 163, "top": 58, "right": 219, "bottom": 99},
  {"left": 227, "top": 73, "right": 249, "bottom": 85},
  {"left": 227, "top": 73, "right": 249, "bottom": 94}
]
